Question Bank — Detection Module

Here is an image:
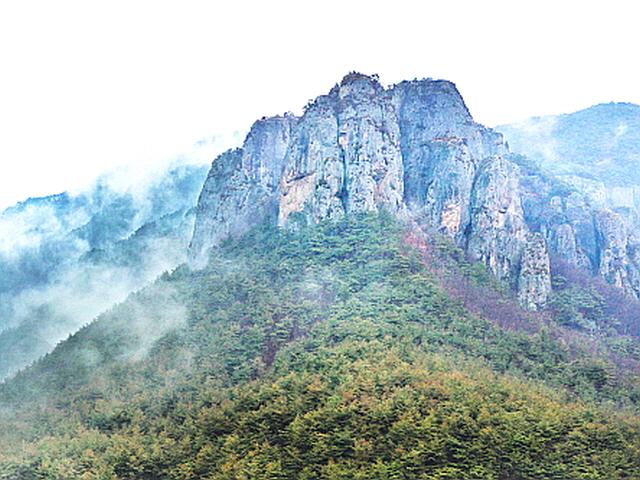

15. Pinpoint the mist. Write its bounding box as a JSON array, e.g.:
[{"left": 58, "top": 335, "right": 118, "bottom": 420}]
[{"left": 0, "top": 141, "right": 229, "bottom": 381}]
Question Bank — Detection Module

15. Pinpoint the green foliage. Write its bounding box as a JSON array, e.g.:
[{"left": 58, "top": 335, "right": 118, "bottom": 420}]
[
  {"left": 432, "top": 234, "right": 509, "bottom": 293},
  {"left": 549, "top": 285, "right": 606, "bottom": 331},
  {"left": 1, "top": 213, "right": 640, "bottom": 478}
]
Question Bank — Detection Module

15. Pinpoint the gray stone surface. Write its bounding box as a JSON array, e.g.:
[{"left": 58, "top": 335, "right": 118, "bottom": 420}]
[
  {"left": 466, "top": 157, "right": 528, "bottom": 285},
  {"left": 278, "top": 73, "right": 405, "bottom": 226},
  {"left": 518, "top": 233, "right": 552, "bottom": 311},
  {"left": 190, "top": 73, "right": 640, "bottom": 309},
  {"left": 190, "top": 115, "right": 297, "bottom": 266}
]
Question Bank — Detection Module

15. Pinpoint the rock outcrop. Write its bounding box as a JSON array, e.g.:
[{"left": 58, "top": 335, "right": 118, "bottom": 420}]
[
  {"left": 279, "top": 73, "right": 405, "bottom": 226},
  {"left": 516, "top": 156, "right": 640, "bottom": 299},
  {"left": 189, "top": 73, "right": 637, "bottom": 310},
  {"left": 466, "top": 157, "right": 529, "bottom": 284},
  {"left": 498, "top": 103, "right": 640, "bottom": 300},
  {"left": 190, "top": 115, "right": 297, "bottom": 267},
  {"left": 518, "top": 233, "right": 552, "bottom": 310},
  {"left": 595, "top": 209, "right": 640, "bottom": 295}
]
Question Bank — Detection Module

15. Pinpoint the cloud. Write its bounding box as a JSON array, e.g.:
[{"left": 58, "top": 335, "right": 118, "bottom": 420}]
[
  {"left": 499, "top": 116, "right": 564, "bottom": 169},
  {"left": 0, "top": 203, "right": 89, "bottom": 260},
  {"left": 0, "top": 148, "right": 210, "bottom": 380},
  {"left": 0, "top": 227, "right": 193, "bottom": 380}
]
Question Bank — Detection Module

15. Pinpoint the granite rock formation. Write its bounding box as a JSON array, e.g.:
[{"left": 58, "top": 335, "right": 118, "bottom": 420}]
[{"left": 190, "top": 73, "right": 637, "bottom": 310}]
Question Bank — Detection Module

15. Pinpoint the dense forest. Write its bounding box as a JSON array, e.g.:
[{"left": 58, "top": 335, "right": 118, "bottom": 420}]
[{"left": 1, "top": 214, "right": 640, "bottom": 479}]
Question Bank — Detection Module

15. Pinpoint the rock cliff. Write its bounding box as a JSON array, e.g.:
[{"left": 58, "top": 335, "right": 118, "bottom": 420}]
[
  {"left": 190, "top": 115, "right": 297, "bottom": 267},
  {"left": 499, "top": 103, "right": 640, "bottom": 299},
  {"left": 516, "top": 154, "right": 640, "bottom": 299},
  {"left": 190, "top": 73, "right": 637, "bottom": 310}
]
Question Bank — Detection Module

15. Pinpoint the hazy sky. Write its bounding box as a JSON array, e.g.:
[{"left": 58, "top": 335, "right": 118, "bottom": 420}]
[{"left": 1, "top": 0, "right": 638, "bottom": 210}]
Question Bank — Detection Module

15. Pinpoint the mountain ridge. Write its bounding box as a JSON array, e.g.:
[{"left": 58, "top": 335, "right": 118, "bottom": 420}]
[
  {"left": 0, "top": 163, "right": 209, "bottom": 380},
  {"left": 188, "top": 73, "right": 640, "bottom": 310}
]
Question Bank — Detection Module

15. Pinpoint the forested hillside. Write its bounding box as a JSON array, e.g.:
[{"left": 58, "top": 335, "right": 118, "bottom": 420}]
[{"left": 2, "top": 214, "right": 639, "bottom": 479}]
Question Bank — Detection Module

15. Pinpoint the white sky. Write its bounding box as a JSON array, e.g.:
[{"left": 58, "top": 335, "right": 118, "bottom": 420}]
[{"left": 0, "top": 0, "right": 638, "bottom": 210}]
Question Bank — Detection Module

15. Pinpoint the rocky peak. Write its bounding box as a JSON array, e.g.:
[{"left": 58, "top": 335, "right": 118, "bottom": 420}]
[
  {"left": 190, "top": 73, "right": 640, "bottom": 311},
  {"left": 333, "top": 72, "right": 383, "bottom": 100},
  {"left": 189, "top": 114, "right": 297, "bottom": 267},
  {"left": 392, "top": 78, "right": 473, "bottom": 132},
  {"left": 242, "top": 114, "right": 298, "bottom": 189},
  {"left": 518, "top": 233, "right": 552, "bottom": 310},
  {"left": 277, "top": 72, "right": 405, "bottom": 226}
]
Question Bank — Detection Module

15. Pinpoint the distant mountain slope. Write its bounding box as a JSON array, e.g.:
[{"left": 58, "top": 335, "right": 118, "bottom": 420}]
[
  {"left": 497, "top": 103, "right": 640, "bottom": 214},
  {"left": 0, "top": 163, "right": 208, "bottom": 380}
]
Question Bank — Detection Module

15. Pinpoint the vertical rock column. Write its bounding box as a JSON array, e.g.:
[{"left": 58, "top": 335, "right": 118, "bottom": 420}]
[
  {"left": 518, "top": 233, "right": 552, "bottom": 310},
  {"left": 278, "top": 73, "right": 405, "bottom": 226},
  {"left": 466, "top": 157, "right": 530, "bottom": 285}
]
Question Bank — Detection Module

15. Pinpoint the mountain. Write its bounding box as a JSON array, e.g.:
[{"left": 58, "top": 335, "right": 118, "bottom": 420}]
[
  {"left": 497, "top": 103, "right": 640, "bottom": 224},
  {"left": 1, "top": 74, "right": 640, "bottom": 478},
  {"left": 496, "top": 103, "right": 640, "bottom": 300},
  {"left": 0, "top": 163, "right": 209, "bottom": 380},
  {"left": 190, "top": 74, "right": 640, "bottom": 305},
  {"left": 190, "top": 74, "right": 550, "bottom": 311},
  {"left": 497, "top": 103, "right": 640, "bottom": 190},
  {"left": 2, "top": 214, "right": 640, "bottom": 478}
]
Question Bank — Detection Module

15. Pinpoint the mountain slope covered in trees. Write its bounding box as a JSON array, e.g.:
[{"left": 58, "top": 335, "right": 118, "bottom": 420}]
[{"left": 1, "top": 214, "right": 640, "bottom": 479}]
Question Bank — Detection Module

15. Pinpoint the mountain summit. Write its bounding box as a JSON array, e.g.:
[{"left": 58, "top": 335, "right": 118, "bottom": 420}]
[
  {"left": 190, "top": 73, "right": 549, "bottom": 309},
  {"left": 189, "top": 73, "right": 640, "bottom": 309}
]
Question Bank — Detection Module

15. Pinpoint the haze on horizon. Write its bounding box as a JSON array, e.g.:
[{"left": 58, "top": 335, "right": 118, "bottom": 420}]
[{"left": 1, "top": 0, "right": 638, "bottom": 210}]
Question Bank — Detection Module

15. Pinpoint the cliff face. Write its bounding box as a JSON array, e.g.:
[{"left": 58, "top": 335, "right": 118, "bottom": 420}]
[
  {"left": 497, "top": 104, "right": 640, "bottom": 301},
  {"left": 190, "top": 73, "right": 637, "bottom": 310},
  {"left": 515, "top": 155, "right": 640, "bottom": 300},
  {"left": 190, "top": 116, "right": 297, "bottom": 267},
  {"left": 279, "top": 75, "right": 405, "bottom": 225}
]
